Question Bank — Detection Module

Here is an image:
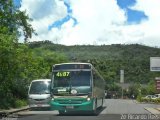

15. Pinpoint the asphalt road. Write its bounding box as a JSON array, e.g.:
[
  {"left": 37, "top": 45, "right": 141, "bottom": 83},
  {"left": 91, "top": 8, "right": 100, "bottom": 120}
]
[{"left": 2, "top": 99, "right": 160, "bottom": 120}]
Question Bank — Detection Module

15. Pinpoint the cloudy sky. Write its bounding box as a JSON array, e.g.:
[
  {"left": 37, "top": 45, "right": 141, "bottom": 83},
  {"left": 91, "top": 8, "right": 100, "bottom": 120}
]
[{"left": 14, "top": 0, "right": 160, "bottom": 47}]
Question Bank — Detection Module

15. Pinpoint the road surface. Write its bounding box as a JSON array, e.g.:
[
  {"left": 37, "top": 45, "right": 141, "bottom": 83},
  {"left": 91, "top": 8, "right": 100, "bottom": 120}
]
[{"left": 1, "top": 99, "right": 160, "bottom": 120}]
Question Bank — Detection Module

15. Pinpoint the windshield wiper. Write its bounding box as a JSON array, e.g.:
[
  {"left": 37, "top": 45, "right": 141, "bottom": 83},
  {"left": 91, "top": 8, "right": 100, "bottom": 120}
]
[
  {"left": 75, "top": 93, "right": 89, "bottom": 96},
  {"left": 31, "top": 91, "right": 50, "bottom": 94}
]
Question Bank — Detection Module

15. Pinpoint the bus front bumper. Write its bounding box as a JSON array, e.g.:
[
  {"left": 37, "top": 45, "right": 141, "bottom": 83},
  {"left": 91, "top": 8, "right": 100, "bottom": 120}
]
[{"left": 50, "top": 100, "right": 94, "bottom": 111}]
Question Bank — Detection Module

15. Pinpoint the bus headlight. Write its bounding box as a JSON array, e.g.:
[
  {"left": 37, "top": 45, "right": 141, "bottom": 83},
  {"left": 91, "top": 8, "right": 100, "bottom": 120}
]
[
  {"left": 51, "top": 97, "right": 54, "bottom": 101},
  {"left": 87, "top": 97, "right": 91, "bottom": 101}
]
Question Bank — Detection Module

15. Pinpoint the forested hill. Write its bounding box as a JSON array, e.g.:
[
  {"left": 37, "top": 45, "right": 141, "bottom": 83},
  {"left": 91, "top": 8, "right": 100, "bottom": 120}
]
[
  {"left": 29, "top": 41, "right": 160, "bottom": 84},
  {"left": 29, "top": 41, "right": 160, "bottom": 60}
]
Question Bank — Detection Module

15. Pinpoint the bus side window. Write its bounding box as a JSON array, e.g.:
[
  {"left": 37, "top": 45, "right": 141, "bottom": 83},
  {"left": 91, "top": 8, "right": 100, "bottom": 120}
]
[
  {"left": 93, "top": 71, "right": 99, "bottom": 87},
  {"left": 93, "top": 72, "right": 96, "bottom": 86}
]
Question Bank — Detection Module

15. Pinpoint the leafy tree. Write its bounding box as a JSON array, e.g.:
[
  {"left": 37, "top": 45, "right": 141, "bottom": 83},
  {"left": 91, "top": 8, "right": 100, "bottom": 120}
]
[
  {"left": 0, "top": 0, "right": 34, "bottom": 42},
  {"left": 0, "top": 34, "right": 19, "bottom": 108},
  {"left": 128, "top": 83, "right": 141, "bottom": 98},
  {"left": 147, "top": 80, "right": 156, "bottom": 95},
  {"left": 0, "top": 0, "right": 35, "bottom": 108},
  {"left": 0, "top": 38, "right": 69, "bottom": 108}
]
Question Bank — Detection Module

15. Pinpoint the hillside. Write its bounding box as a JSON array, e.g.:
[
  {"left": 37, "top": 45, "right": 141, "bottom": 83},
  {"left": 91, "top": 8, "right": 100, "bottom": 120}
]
[
  {"left": 29, "top": 41, "right": 160, "bottom": 84},
  {"left": 29, "top": 41, "right": 160, "bottom": 60}
]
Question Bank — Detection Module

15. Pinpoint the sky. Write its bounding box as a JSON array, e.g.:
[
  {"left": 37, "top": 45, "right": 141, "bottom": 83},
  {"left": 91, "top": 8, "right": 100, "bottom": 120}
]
[{"left": 14, "top": 0, "right": 160, "bottom": 47}]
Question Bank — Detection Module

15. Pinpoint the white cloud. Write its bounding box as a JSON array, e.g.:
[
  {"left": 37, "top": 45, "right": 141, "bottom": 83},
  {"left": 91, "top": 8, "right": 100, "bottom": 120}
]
[
  {"left": 20, "top": 0, "right": 67, "bottom": 39},
  {"left": 20, "top": 0, "right": 160, "bottom": 47},
  {"left": 130, "top": 0, "right": 160, "bottom": 37}
]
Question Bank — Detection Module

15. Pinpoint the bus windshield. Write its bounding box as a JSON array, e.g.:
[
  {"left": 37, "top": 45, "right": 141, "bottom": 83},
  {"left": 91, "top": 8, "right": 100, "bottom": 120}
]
[
  {"left": 29, "top": 81, "right": 51, "bottom": 94},
  {"left": 53, "top": 71, "right": 91, "bottom": 87}
]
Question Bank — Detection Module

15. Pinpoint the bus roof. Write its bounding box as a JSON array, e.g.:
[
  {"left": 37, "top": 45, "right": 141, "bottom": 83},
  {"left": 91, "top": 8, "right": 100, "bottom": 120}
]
[
  {"left": 53, "top": 62, "right": 92, "bottom": 66},
  {"left": 53, "top": 62, "right": 92, "bottom": 71}
]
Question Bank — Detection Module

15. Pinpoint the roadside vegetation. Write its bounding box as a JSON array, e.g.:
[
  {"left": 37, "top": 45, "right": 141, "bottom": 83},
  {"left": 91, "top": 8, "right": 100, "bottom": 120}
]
[
  {"left": 0, "top": 1, "right": 68, "bottom": 109},
  {"left": 137, "top": 97, "right": 160, "bottom": 104}
]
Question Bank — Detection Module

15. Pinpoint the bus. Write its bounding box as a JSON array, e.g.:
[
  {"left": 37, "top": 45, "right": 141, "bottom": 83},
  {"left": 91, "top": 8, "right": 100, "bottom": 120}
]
[{"left": 50, "top": 63, "right": 105, "bottom": 114}]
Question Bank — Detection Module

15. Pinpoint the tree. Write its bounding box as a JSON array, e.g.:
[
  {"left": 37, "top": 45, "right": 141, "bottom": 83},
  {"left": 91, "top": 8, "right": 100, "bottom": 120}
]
[
  {"left": 147, "top": 80, "right": 156, "bottom": 95},
  {"left": 0, "top": 34, "right": 19, "bottom": 108},
  {"left": 128, "top": 83, "right": 141, "bottom": 98},
  {"left": 0, "top": 0, "right": 35, "bottom": 108},
  {"left": 0, "top": 0, "right": 35, "bottom": 42}
]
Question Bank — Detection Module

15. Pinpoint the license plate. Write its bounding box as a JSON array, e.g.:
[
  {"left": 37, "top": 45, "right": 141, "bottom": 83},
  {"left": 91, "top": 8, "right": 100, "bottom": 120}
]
[
  {"left": 66, "top": 106, "right": 74, "bottom": 109},
  {"left": 37, "top": 104, "right": 42, "bottom": 107}
]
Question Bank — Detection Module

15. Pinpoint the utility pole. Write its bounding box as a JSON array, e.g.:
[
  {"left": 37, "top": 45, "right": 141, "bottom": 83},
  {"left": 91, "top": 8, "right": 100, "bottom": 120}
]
[{"left": 120, "top": 70, "right": 124, "bottom": 99}]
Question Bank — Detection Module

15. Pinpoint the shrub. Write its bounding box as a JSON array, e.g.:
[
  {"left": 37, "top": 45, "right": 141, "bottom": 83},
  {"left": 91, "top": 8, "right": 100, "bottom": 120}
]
[
  {"left": 14, "top": 99, "right": 27, "bottom": 108},
  {"left": 139, "top": 97, "right": 160, "bottom": 104},
  {"left": 137, "top": 95, "right": 142, "bottom": 102}
]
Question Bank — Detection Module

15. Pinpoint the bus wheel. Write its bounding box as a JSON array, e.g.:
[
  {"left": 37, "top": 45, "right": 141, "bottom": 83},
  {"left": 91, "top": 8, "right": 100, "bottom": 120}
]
[
  {"left": 58, "top": 110, "right": 65, "bottom": 115},
  {"left": 101, "top": 98, "right": 104, "bottom": 108},
  {"left": 92, "top": 101, "right": 98, "bottom": 115},
  {"left": 93, "top": 109, "right": 98, "bottom": 115}
]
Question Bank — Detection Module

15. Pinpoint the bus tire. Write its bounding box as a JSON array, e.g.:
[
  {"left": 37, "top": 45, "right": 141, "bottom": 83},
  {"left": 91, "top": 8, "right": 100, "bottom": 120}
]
[
  {"left": 92, "top": 100, "right": 98, "bottom": 115},
  {"left": 101, "top": 98, "right": 103, "bottom": 108},
  {"left": 58, "top": 110, "right": 65, "bottom": 115}
]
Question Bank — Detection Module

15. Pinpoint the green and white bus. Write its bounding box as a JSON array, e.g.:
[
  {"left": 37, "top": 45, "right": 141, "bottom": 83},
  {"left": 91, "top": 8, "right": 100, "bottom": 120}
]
[{"left": 50, "top": 63, "right": 105, "bottom": 114}]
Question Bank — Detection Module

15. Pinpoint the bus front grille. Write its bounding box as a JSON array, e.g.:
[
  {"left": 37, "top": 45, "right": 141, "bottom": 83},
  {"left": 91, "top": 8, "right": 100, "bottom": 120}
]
[
  {"left": 34, "top": 99, "right": 45, "bottom": 101},
  {"left": 56, "top": 100, "right": 84, "bottom": 104}
]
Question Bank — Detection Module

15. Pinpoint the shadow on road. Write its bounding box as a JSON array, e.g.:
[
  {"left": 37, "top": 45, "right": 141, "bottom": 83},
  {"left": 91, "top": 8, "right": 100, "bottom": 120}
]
[{"left": 57, "top": 106, "right": 106, "bottom": 116}]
